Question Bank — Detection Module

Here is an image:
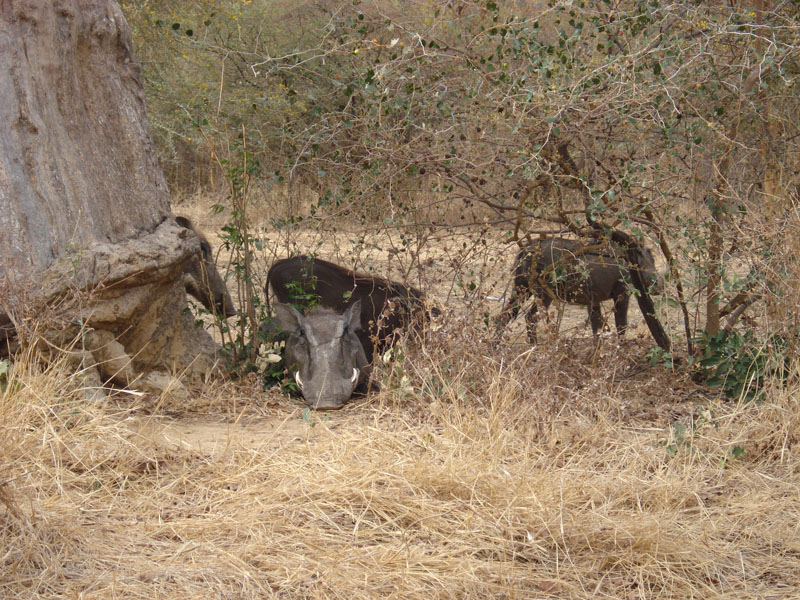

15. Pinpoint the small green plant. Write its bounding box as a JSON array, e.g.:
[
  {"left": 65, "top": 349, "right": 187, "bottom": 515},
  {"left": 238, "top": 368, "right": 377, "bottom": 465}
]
[
  {"left": 381, "top": 346, "right": 416, "bottom": 402},
  {"left": 694, "top": 330, "right": 792, "bottom": 402},
  {"left": 660, "top": 408, "right": 717, "bottom": 459},
  {"left": 301, "top": 407, "right": 329, "bottom": 427},
  {"left": 252, "top": 355, "right": 301, "bottom": 400},
  {"left": 646, "top": 346, "right": 674, "bottom": 369},
  {"left": 728, "top": 445, "right": 745, "bottom": 460},
  {"left": 662, "top": 421, "right": 689, "bottom": 458},
  {"left": 255, "top": 326, "right": 289, "bottom": 388}
]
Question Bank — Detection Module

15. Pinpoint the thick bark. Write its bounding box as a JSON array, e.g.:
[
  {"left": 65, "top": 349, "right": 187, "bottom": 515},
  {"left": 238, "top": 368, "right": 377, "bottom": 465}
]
[{"left": 0, "top": 0, "right": 219, "bottom": 392}]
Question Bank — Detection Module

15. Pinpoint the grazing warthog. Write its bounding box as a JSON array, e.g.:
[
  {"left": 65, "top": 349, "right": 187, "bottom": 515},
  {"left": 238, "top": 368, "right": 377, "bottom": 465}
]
[
  {"left": 274, "top": 300, "right": 370, "bottom": 410},
  {"left": 265, "top": 256, "right": 436, "bottom": 363},
  {"left": 496, "top": 236, "right": 663, "bottom": 343},
  {"left": 176, "top": 216, "right": 235, "bottom": 318}
]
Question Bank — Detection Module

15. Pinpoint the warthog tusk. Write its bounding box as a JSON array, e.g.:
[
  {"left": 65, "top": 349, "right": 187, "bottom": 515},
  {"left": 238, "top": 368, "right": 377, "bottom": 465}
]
[
  {"left": 351, "top": 368, "right": 359, "bottom": 384},
  {"left": 294, "top": 371, "right": 303, "bottom": 389}
]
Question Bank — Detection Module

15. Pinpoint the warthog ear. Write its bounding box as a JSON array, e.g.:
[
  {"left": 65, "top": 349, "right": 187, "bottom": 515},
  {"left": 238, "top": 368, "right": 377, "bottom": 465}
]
[
  {"left": 343, "top": 298, "right": 362, "bottom": 331},
  {"left": 274, "top": 303, "right": 304, "bottom": 332},
  {"left": 175, "top": 216, "right": 193, "bottom": 230}
]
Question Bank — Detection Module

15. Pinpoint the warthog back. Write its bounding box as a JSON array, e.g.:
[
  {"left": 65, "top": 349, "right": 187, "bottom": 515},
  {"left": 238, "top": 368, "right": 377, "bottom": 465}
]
[
  {"left": 496, "top": 236, "right": 662, "bottom": 343},
  {"left": 266, "top": 255, "right": 436, "bottom": 363}
]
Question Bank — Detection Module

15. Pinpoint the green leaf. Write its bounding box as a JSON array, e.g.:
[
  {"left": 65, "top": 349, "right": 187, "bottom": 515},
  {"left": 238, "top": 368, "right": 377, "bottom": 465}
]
[
  {"left": 700, "top": 356, "right": 725, "bottom": 367},
  {"left": 729, "top": 446, "right": 745, "bottom": 459}
]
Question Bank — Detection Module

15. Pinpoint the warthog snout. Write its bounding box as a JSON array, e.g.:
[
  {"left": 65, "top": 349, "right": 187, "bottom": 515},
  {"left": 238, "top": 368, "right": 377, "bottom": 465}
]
[
  {"left": 176, "top": 216, "right": 236, "bottom": 318},
  {"left": 274, "top": 300, "right": 370, "bottom": 410}
]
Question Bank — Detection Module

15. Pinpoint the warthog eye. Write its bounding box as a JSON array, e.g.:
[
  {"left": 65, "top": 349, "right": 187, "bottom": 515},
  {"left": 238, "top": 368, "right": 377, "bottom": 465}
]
[
  {"left": 294, "top": 371, "right": 303, "bottom": 389},
  {"left": 350, "top": 368, "right": 359, "bottom": 384}
]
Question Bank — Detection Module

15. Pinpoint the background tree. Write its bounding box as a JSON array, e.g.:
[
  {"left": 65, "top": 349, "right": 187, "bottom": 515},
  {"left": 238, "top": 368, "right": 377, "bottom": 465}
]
[{"left": 123, "top": 0, "right": 800, "bottom": 361}]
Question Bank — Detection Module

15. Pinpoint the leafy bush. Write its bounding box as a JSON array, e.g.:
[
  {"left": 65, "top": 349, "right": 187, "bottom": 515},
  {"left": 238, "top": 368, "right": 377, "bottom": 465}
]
[{"left": 694, "top": 330, "right": 793, "bottom": 402}]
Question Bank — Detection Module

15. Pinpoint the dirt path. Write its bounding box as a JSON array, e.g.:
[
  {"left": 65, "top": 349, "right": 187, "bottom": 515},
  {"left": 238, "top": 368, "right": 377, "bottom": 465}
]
[{"left": 125, "top": 409, "right": 358, "bottom": 456}]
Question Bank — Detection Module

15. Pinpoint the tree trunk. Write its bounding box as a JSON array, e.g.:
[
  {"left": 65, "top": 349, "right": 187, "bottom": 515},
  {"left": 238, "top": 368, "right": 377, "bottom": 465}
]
[{"left": 0, "top": 0, "right": 219, "bottom": 396}]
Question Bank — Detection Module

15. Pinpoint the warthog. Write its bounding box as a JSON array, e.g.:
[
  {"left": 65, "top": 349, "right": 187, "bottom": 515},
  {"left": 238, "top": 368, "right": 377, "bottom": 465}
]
[
  {"left": 496, "top": 236, "right": 663, "bottom": 343},
  {"left": 274, "top": 300, "right": 370, "bottom": 410},
  {"left": 176, "top": 216, "right": 235, "bottom": 318},
  {"left": 265, "top": 255, "right": 436, "bottom": 363}
]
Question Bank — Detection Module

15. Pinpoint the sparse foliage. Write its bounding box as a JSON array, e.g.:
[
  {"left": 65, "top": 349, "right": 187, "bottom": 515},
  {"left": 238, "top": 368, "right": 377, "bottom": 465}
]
[{"left": 121, "top": 1, "right": 800, "bottom": 362}]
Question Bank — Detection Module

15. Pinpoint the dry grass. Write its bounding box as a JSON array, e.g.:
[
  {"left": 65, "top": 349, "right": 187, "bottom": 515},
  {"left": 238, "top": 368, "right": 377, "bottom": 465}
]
[
  {"left": 2, "top": 328, "right": 800, "bottom": 599},
  {"left": 3, "top": 196, "right": 800, "bottom": 598}
]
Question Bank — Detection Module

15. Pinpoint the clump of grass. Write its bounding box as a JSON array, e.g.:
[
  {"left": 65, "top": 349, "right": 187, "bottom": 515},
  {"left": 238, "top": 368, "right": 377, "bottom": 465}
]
[{"left": 1, "top": 319, "right": 799, "bottom": 598}]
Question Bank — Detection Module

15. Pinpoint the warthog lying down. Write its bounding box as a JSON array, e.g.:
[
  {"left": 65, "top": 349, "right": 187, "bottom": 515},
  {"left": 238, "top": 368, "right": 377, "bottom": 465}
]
[
  {"left": 266, "top": 255, "right": 436, "bottom": 364},
  {"left": 496, "top": 235, "right": 663, "bottom": 343},
  {"left": 274, "top": 300, "right": 370, "bottom": 410},
  {"left": 176, "top": 216, "right": 235, "bottom": 318}
]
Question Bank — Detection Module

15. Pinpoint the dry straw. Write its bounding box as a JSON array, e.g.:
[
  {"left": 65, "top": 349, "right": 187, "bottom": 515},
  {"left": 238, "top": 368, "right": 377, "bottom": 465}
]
[{"left": 2, "top": 328, "right": 799, "bottom": 600}]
